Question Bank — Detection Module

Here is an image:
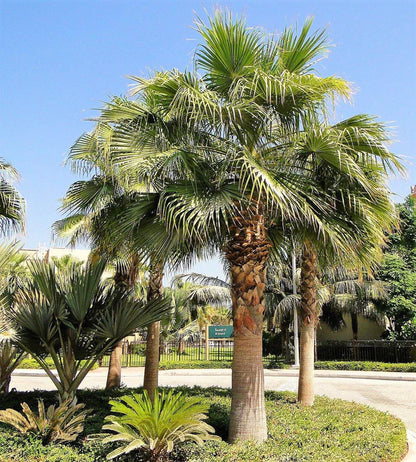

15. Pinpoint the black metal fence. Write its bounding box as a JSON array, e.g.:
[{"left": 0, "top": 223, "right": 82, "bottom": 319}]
[
  {"left": 100, "top": 339, "right": 416, "bottom": 367},
  {"left": 100, "top": 339, "right": 234, "bottom": 367},
  {"left": 317, "top": 340, "right": 416, "bottom": 363}
]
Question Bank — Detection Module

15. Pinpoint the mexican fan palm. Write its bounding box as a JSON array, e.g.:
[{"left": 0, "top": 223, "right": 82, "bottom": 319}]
[
  {"left": 95, "top": 17, "right": 350, "bottom": 442},
  {"left": 53, "top": 139, "right": 151, "bottom": 390},
  {"left": 0, "top": 159, "right": 25, "bottom": 236},
  {"left": 77, "top": 11, "right": 402, "bottom": 441},
  {"left": 59, "top": 115, "right": 209, "bottom": 400},
  {"left": 5, "top": 259, "right": 169, "bottom": 400},
  {"left": 289, "top": 116, "right": 401, "bottom": 406}
]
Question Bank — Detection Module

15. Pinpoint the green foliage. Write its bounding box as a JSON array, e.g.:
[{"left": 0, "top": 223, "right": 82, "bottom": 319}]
[
  {"left": 0, "top": 340, "right": 24, "bottom": 392},
  {"left": 0, "top": 387, "right": 407, "bottom": 462},
  {"left": 0, "top": 158, "right": 25, "bottom": 236},
  {"left": 18, "top": 356, "right": 99, "bottom": 370},
  {"left": 103, "top": 389, "right": 219, "bottom": 461},
  {"left": 375, "top": 198, "right": 416, "bottom": 339},
  {"left": 5, "top": 259, "right": 170, "bottom": 399},
  {"left": 315, "top": 361, "right": 416, "bottom": 372},
  {"left": 0, "top": 398, "right": 89, "bottom": 445},
  {"left": 0, "top": 242, "right": 29, "bottom": 392},
  {"left": 170, "top": 390, "right": 407, "bottom": 462}
]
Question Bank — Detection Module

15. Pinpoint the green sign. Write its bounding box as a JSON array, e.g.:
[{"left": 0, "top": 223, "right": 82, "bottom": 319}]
[{"left": 208, "top": 325, "right": 233, "bottom": 339}]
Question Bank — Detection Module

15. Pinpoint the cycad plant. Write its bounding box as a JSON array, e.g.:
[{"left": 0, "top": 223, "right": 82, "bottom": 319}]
[
  {"left": 0, "top": 398, "right": 88, "bottom": 445},
  {"left": 103, "top": 389, "right": 219, "bottom": 461},
  {"left": 5, "top": 259, "right": 170, "bottom": 400}
]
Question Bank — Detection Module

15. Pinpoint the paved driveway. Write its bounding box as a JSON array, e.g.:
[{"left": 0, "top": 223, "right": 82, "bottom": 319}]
[{"left": 11, "top": 368, "right": 416, "bottom": 460}]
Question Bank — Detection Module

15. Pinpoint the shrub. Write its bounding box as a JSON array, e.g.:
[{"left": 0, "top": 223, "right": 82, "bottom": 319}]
[
  {"left": 103, "top": 389, "right": 219, "bottom": 461},
  {"left": 0, "top": 398, "right": 89, "bottom": 445},
  {"left": 315, "top": 360, "right": 416, "bottom": 372},
  {"left": 0, "top": 387, "right": 407, "bottom": 462}
]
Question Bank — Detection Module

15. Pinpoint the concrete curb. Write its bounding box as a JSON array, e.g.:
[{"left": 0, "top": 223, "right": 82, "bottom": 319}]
[
  {"left": 162, "top": 368, "right": 416, "bottom": 382},
  {"left": 13, "top": 367, "right": 416, "bottom": 381},
  {"left": 404, "top": 430, "right": 416, "bottom": 461}
]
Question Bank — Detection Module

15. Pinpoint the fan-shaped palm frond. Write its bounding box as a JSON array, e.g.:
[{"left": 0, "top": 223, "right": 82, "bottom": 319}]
[{"left": 6, "top": 260, "right": 170, "bottom": 400}]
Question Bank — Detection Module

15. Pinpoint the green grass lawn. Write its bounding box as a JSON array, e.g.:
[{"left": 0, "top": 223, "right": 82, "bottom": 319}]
[{"left": 0, "top": 387, "right": 407, "bottom": 462}]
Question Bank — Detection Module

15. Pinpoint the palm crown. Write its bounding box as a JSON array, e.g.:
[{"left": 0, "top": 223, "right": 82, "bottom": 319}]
[{"left": 58, "top": 11, "right": 403, "bottom": 441}]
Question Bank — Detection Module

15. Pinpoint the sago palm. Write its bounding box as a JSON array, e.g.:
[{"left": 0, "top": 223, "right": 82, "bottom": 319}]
[{"left": 103, "top": 389, "right": 219, "bottom": 461}]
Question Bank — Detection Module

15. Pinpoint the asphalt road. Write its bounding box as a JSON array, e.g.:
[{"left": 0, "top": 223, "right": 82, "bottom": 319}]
[{"left": 11, "top": 368, "right": 416, "bottom": 460}]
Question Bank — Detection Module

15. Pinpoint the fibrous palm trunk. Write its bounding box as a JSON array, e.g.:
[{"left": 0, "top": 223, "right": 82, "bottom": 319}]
[
  {"left": 297, "top": 242, "right": 317, "bottom": 406},
  {"left": 106, "top": 253, "right": 141, "bottom": 389},
  {"left": 227, "top": 212, "right": 271, "bottom": 443},
  {"left": 143, "top": 258, "right": 164, "bottom": 402},
  {"left": 105, "top": 341, "right": 123, "bottom": 389}
]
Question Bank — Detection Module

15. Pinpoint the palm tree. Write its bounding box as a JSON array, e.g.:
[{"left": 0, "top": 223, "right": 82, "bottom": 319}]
[
  {"left": 0, "top": 159, "right": 25, "bottom": 236},
  {"left": 53, "top": 134, "right": 152, "bottom": 389},
  {"left": 289, "top": 116, "right": 402, "bottom": 405},
  {"left": 99, "top": 14, "right": 351, "bottom": 442},
  {"left": 54, "top": 149, "right": 195, "bottom": 399},
  {"left": 321, "top": 266, "right": 387, "bottom": 342},
  {"left": 78, "top": 11, "right": 402, "bottom": 440}
]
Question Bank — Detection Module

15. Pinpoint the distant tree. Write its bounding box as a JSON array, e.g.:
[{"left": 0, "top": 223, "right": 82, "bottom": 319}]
[{"left": 375, "top": 197, "right": 416, "bottom": 339}]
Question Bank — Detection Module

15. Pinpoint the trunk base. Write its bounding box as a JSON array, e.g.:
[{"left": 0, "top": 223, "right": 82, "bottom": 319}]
[
  {"left": 143, "top": 321, "right": 160, "bottom": 402},
  {"left": 229, "top": 334, "right": 267, "bottom": 442},
  {"left": 297, "top": 321, "right": 315, "bottom": 406}
]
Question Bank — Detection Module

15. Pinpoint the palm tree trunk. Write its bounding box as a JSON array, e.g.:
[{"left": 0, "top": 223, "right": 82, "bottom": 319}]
[
  {"left": 106, "top": 253, "right": 141, "bottom": 389},
  {"left": 106, "top": 341, "right": 123, "bottom": 389},
  {"left": 143, "top": 258, "right": 164, "bottom": 402},
  {"left": 351, "top": 312, "right": 359, "bottom": 360},
  {"left": 298, "top": 242, "right": 317, "bottom": 406},
  {"left": 227, "top": 212, "right": 271, "bottom": 443}
]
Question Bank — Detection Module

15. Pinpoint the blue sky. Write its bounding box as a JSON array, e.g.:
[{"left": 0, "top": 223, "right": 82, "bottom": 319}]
[{"left": 1, "top": 0, "right": 415, "bottom": 278}]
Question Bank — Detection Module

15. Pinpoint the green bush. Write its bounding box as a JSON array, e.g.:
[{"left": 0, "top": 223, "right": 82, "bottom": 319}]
[
  {"left": 262, "top": 332, "right": 282, "bottom": 356},
  {"left": 315, "top": 361, "right": 416, "bottom": 372},
  {"left": 18, "top": 357, "right": 99, "bottom": 370},
  {"left": 0, "top": 387, "right": 407, "bottom": 462},
  {"left": 158, "top": 356, "right": 289, "bottom": 370}
]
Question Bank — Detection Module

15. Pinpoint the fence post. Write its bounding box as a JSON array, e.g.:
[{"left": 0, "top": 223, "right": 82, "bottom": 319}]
[{"left": 205, "top": 324, "right": 209, "bottom": 361}]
